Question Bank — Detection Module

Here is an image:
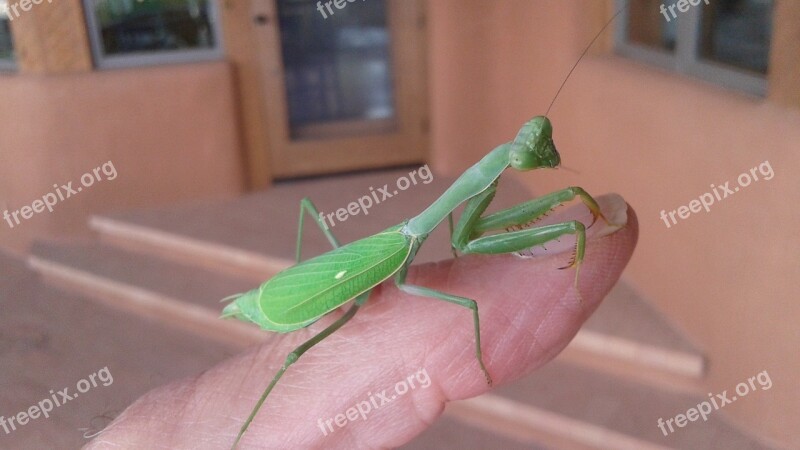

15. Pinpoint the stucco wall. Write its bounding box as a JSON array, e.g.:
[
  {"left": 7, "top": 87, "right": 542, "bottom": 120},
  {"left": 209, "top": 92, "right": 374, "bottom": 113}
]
[
  {"left": 429, "top": 0, "right": 800, "bottom": 447},
  {"left": 0, "top": 62, "right": 245, "bottom": 255}
]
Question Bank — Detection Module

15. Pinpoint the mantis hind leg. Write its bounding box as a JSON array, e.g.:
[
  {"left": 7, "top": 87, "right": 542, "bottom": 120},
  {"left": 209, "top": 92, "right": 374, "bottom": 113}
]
[
  {"left": 234, "top": 199, "right": 355, "bottom": 447},
  {"left": 231, "top": 291, "right": 371, "bottom": 449},
  {"left": 296, "top": 197, "right": 341, "bottom": 261},
  {"left": 395, "top": 271, "right": 492, "bottom": 386}
]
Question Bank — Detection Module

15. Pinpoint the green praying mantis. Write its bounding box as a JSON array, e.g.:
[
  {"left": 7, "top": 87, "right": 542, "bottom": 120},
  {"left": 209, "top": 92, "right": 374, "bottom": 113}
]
[
  {"left": 221, "top": 8, "right": 626, "bottom": 448},
  {"left": 221, "top": 116, "right": 618, "bottom": 447}
]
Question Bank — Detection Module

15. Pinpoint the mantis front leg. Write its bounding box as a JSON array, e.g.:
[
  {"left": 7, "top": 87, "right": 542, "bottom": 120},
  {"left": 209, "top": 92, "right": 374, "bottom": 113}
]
[
  {"left": 452, "top": 184, "right": 609, "bottom": 287},
  {"left": 471, "top": 186, "right": 609, "bottom": 236}
]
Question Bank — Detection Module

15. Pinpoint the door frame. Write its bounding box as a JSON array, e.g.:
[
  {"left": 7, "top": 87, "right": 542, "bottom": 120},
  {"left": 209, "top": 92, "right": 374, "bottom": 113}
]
[{"left": 249, "top": 0, "right": 429, "bottom": 179}]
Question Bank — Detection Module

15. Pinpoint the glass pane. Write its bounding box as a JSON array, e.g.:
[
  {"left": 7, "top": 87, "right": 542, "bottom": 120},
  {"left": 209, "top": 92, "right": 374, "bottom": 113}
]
[
  {"left": 627, "top": 0, "right": 677, "bottom": 52},
  {"left": 0, "top": 1, "right": 14, "bottom": 61},
  {"left": 89, "top": 0, "right": 217, "bottom": 56},
  {"left": 277, "top": 0, "right": 395, "bottom": 139},
  {"left": 699, "top": 0, "right": 773, "bottom": 74}
]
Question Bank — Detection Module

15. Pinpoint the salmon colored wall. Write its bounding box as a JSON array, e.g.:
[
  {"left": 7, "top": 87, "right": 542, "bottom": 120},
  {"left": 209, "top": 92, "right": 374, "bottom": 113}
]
[
  {"left": 429, "top": 0, "right": 800, "bottom": 447},
  {"left": 0, "top": 62, "right": 245, "bottom": 255}
]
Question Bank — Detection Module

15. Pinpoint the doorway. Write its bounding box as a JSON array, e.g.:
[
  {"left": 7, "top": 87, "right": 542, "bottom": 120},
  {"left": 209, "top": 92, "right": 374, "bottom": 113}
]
[{"left": 251, "top": 0, "right": 428, "bottom": 179}]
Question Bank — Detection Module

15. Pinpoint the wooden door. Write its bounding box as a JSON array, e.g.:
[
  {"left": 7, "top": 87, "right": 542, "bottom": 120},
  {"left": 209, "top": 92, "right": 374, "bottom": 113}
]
[{"left": 251, "top": 0, "right": 428, "bottom": 179}]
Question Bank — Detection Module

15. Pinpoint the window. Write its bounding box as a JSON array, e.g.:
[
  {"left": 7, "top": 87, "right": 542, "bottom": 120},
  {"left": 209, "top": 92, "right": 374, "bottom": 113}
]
[
  {"left": 615, "top": 0, "right": 774, "bottom": 95},
  {"left": 83, "top": 0, "right": 223, "bottom": 69},
  {"left": 0, "top": 0, "right": 15, "bottom": 71}
]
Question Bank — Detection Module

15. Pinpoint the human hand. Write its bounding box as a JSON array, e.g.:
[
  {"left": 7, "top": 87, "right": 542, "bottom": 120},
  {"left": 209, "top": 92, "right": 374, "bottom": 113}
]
[{"left": 86, "top": 199, "right": 637, "bottom": 449}]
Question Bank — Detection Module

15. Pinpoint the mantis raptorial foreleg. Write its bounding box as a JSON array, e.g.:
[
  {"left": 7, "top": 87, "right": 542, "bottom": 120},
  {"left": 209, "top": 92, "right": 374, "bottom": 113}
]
[
  {"left": 447, "top": 212, "right": 457, "bottom": 258},
  {"left": 394, "top": 269, "right": 491, "bottom": 385},
  {"left": 451, "top": 181, "right": 498, "bottom": 249},
  {"left": 450, "top": 185, "right": 606, "bottom": 288},
  {"left": 461, "top": 220, "right": 586, "bottom": 270},
  {"left": 471, "top": 186, "right": 607, "bottom": 236}
]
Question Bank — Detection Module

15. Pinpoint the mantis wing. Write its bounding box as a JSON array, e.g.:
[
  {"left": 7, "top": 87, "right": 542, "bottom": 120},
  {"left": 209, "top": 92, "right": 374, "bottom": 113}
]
[{"left": 236, "top": 225, "right": 413, "bottom": 332}]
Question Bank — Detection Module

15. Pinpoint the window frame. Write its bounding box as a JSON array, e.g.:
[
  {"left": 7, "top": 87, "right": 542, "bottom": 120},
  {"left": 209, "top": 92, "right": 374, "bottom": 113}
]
[
  {"left": 82, "top": 0, "right": 225, "bottom": 69},
  {"left": 614, "top": 0, "right": 770, "bottom": 96},
  {"left": 0, "top": 14, "right": 15, "bottom": 72},
  {"left": 0, "top": 56, "right": 14, "bottom": 72}
]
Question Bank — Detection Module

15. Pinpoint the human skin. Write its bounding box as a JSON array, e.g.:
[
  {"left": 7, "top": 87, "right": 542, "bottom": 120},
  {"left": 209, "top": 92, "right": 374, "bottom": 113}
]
[{"left": 86, "top": 204, "right": 638, "bottom": 449}]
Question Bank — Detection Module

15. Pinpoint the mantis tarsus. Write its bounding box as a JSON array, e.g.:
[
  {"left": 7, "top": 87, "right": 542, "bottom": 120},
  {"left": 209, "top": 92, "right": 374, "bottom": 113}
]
[{"left": 222, "top": 8, "right": 626, "bottom": 447}]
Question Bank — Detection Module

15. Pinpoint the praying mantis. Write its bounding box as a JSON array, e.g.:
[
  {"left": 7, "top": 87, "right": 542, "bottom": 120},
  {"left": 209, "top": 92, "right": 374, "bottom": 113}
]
[
  {"left": 221, "top": 8, "right": 626, "bottom": 448},
  {"left": 221, "top": 115, "right": 618, "bottom": 448}
]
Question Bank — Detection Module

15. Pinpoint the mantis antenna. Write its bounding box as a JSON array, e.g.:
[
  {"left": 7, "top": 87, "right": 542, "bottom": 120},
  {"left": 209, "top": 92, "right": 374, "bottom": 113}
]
[
  {"left": 545, "top": 5, "right": 627, "bottom": 116},
  {"left": 558, "top": 165, "right": 582, "bottom": 175}
]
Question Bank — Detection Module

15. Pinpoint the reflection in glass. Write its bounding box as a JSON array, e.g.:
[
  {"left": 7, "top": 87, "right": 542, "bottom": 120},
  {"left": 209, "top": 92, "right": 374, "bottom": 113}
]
[
  {"left": 699, "top": 0, "right": 773, "bottom": 74},
  {"left": 88, "top": 0, "right": 217, "bottom": 56},
  {"left": 277, "top": 0, "right": 395, "bottom": 139},
  {"left": 627, "top": 0, "right": 677, "bottom": 52}
]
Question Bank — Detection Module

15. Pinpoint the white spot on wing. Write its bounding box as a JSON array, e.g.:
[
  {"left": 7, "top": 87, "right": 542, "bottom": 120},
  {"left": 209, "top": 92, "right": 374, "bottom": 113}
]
[{"left": 335, "top": 270, "right": 347, "bottom": 279}]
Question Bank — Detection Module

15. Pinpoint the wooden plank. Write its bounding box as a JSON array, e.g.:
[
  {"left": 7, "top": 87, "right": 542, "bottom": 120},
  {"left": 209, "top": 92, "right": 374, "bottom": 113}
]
[
  {"left": 768, "top": 0, "right": 800, "bottom": 108},
  {"left": 6, "top": 0, "right": 92, "bottom": 74},
  {"left": 401, "top": 416, "right": 542, "bottom": 450},
  {"left": 449, "top": 394, "right": 670, "bottom": 450},
  {"left": 485, "top": 361, "right": 770, "bottom": 450},
  {"left": 219, "top": 0, "right": 274, "bottom": 189},
  {"left": 628, "top": 0, "right": 667, "bottom": 50},
  {"left": 28, "top": 241, "right": 266, "bottom": 347},
  {"left": 587, "top": 0, "right": 619, "bottom": 56}
]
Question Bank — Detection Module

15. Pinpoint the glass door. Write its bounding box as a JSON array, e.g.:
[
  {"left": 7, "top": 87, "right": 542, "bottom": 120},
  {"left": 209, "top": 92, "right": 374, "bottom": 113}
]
[{"left": 252, "top": 0, "right": 428, "bottom": 178}]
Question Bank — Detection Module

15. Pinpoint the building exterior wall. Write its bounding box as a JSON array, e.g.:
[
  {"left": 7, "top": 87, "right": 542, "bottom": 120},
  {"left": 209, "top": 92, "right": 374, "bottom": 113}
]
[
  {"left": 428, "top": 0, "right": 799, "bottom": 447},
  {"left": 0, "top": 62, "right": 245, "bottom": 254}
]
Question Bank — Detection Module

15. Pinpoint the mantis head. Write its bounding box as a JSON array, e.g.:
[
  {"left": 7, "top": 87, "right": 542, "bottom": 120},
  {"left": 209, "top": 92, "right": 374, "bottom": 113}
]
[{"left": 508, "top": 116, "right": 560, "bottom": 171}]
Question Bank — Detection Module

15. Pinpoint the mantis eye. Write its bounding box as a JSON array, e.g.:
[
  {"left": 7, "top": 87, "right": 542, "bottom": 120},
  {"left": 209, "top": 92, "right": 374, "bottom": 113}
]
[{"left": 509, "top": 148, "right": 538, "bottom": 170}]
